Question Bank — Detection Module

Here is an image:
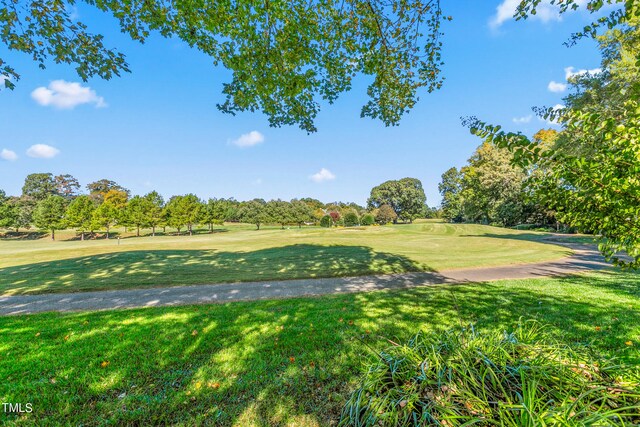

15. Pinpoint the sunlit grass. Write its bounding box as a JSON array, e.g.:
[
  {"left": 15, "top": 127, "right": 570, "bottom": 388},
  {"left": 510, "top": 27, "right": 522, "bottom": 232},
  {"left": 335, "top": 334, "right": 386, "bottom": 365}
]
[
  {"left": 1, "top": 271, "right": 638, "bottom": 425},
  {"left": 0, "top": 221, "right": 571, "bottom": 295}
]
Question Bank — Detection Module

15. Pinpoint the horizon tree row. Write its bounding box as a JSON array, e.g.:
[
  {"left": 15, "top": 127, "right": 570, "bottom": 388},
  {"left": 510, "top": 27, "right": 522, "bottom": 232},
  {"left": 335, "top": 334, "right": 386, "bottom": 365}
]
[{"left": 0, "top": 174, "right": 430, "bottom": 239}]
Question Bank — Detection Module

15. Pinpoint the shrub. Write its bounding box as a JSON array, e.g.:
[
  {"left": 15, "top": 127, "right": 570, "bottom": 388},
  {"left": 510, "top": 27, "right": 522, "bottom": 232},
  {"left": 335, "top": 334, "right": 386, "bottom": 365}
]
[
  {"left": 340, "top": 320, "right": 640, "bottom": 427},
  {"left": 329, "top": 211, "right": 341, "bottom": 226},
  {"left": 375, "top": 204, "right": 397, "bottom": 225},
  {"left": 361, "top": 214, "right": 375, "bottom": 226},
  {"left": 344, "top": 211, "right": 360, "bottom": 227},
  {"left": 320, "top": 215, "right": 332, "bottom": 228}
]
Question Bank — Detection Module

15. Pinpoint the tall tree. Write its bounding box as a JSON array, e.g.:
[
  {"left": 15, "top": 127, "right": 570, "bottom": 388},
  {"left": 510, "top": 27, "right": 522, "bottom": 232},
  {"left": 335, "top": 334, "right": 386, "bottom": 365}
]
[
  {"left": 103, "top": 189, "right": 128, "bottom": 209},
  {"left": 367, "top": 178, "right": 427, "bottom": 223},
  {"left": 33, "top": 195, "right": 67, "bottom": 240},
  {"left": 65, "top": 195, "right": 95, "bottom": 240},
  {"left": 438, "top": 167, "right": 464, "bottom": 223},
  {"left": 0, "top": 192, "right": 18, "bottom": 231},
  {"left": 87, "top": 180, "right": 130, "bottom": 203},
  {"left": 164, "top": 195, "right": 200, "bottom": 235},
  {"left": 180, "top": 194, "right": 202, "bottom": 236},
  {"left": 54, "top": 174, "right": 81, "bottom": 200},
  {"left": 10, "top": 196, "right": 36, "bottom": 232},
  {"left": 144, "top": 191, "right": 165, "bottom": 236},
  {"left": 22, "top": 173, "right": 57, "bottom": 201},
  {"left": 467, "top": 20, "right": 640, "bottom": 266},
  {"left": 123, "top": 195, "right": 150, "bottom": 237},
  {"left": 239, "top": 199, "right": 268, "bottom": 230},
  {"left": 91, "top": 200, "right": 119, "bottom": 239},
  {"left": 202, "top": 198, "right": 229, "bottom": 232},
  {"left": 266, "top": 200, "right": 293, "bottom": 229},
  {"left": 459, "top": 142, "right": 529, "bottom": 226},
  {"left": 291, "top": 199, "right": 314, "bottom": 228}
]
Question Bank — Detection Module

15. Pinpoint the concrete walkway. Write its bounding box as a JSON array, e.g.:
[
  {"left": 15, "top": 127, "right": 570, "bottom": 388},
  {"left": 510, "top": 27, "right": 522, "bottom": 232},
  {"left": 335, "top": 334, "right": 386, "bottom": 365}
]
[{"left": 0, "top": 242, "right": 609, "bottom": 316}]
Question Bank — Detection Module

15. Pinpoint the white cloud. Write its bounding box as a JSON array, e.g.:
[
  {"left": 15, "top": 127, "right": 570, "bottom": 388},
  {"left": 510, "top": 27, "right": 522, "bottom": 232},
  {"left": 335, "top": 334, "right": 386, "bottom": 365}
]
[
  {"left": 31, "top": 80, "right": 106, "bottom": 109},
  {"left": 229, "top": 130, "right": 264, "bottom": 148},
  {"left": 310, "top": 168, "right": 336, "bottom": 183},
  {"left": 252, "top": 178, "right": 263, "bottom": 185},
  {"left": 547, "top": 81, "right": 567, "bottom": 93},
  {"left": 490, "top": 0, "right": 589, "bottom": 29},
  {"left": 547, "top": 66, "right": 600, "bottom": 93},
  {"left": 512, "top": 115, "right": 532, "bottom": 124},
  {"left": 26, "top": 144, "right": 60, "bottom": 159},
  {"left": 490, "top": 0, "right": 557, "bottom": 28},
  {"left": 564, "top": 66, "right": 601, "bottom": 81},
  {"left": 0, "top": 149, "right": 18, "bottom": 161}
]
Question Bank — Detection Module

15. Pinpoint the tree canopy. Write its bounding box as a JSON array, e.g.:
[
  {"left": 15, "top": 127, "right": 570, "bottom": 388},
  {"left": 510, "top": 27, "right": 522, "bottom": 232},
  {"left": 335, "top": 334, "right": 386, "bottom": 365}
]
[
  {"left": 2, "top": 1, "right": 630, "bottom": 131},
  {"left": 1, "top": 0, "right": 451, "bottom": 132},
  {"left": 466, "top": 19, "right": 640, "bottom": 267},
  {"left": 368, "top": 178, "right": 426, "bottom": 223}
]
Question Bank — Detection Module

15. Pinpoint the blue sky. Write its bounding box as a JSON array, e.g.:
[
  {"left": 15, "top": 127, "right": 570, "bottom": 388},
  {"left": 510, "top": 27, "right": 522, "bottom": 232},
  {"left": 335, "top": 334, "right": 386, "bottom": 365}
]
[{"left": 0, "top": 1, "right": 605, "bottom": 206}]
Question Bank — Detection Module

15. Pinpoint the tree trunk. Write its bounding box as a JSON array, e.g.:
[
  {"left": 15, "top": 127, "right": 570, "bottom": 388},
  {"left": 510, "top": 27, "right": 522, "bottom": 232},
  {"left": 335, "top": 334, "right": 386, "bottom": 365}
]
[
  {"left": 137, "top": 226, "right": 140, "bottom": 237},
  {"left": 256, "top": 223, "right": 260, "bottom": 230},
  {"left": 152, "top": 225, "right": 156, "bottom": 237},
  {"left": 106, "top": 226, "right": 110, "bottom": 240},
  {"left": 163, "top": 226, "right": 166, "bottom": 233},
  {"left": 81, "top": 232, "right": 84, "bottom": 241},
  {"left": 51, "top": 229, "right": 55, "bottom": 240}
]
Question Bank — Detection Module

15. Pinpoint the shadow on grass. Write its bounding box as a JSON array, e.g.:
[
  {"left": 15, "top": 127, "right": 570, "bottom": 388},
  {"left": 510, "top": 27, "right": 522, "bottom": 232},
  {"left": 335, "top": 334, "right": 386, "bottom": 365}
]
[
  {"left": 0, "top": 244, "right": 430, "bottom": 295},
  {"left": 0, "top": 270, "right": 638, "bottom": 425},
  {"left": 0, "top": 231, "right": 48, "bottom": 240},
  {"left": 461, "top": 231, "right": 596, "bottom": 246}
]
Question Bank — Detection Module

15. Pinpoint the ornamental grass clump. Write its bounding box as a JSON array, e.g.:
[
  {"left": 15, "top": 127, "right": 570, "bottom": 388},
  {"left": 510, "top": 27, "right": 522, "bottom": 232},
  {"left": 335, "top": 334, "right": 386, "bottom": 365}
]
[{"left": 340, "top": 321, "right": 640, "bottom": 426}]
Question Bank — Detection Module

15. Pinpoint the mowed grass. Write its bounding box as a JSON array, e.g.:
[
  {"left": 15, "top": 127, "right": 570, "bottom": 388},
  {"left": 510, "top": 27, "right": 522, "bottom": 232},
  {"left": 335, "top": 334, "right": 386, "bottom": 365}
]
[
  {"left": 0, "top": 221, "right": 570, "bottom": 295},
  {"left": 1, "top": 271, "right": 638, "bottom": 426}
]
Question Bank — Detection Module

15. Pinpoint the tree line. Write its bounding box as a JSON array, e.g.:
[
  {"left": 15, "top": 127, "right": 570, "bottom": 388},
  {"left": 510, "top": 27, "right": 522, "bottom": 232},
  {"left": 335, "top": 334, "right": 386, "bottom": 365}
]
[
  {"left": 461, "top": 19, "right": 640, "bottom": 267},
  {"left": 0, "top": 174, "right": 429, "bottom": 240},
  {"left": 437, "top": 134, "right": 557, "bottom": 229}
]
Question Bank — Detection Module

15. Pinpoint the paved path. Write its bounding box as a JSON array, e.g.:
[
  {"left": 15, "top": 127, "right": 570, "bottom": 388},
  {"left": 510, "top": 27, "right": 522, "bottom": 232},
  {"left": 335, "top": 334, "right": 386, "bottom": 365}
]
[{"left": 0, "top": 242, "right": 609, "bottom": 316}]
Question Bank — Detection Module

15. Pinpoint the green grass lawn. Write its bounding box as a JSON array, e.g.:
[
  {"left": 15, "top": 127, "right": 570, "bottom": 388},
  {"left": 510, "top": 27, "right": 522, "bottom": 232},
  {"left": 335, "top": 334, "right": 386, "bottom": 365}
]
[
  {"left": 1, "top": 271, "right": 638, "bottom": 426},
  {"left": 0, "top": 222, "right": 571, "bottom": 295}
]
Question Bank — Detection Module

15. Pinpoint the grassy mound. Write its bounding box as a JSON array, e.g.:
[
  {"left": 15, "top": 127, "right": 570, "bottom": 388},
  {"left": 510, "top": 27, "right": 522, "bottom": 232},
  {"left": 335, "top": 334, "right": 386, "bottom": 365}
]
[{"left": 340, "top": 321, "right": 640, "bottom": 426}]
